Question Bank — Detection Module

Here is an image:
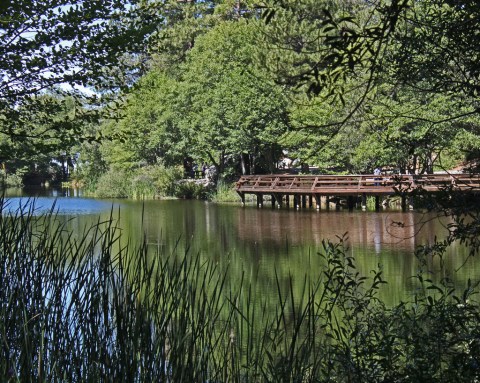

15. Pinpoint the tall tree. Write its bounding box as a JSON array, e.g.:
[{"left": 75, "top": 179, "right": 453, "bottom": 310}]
[
  {"left": 100, "top": 70, "right": 186, "bottom": 170},
  {"left": 180, "top": 20, "right": 289, "bottom": 176},
  {"left": 260, "top": 0, "right": 480, "bottom": 115},
  {"left": 0, "top": 0, "right": 157, "bottom": 140},
  {"left": 147, "top": 0, "right": 253, "bottom": 69}
]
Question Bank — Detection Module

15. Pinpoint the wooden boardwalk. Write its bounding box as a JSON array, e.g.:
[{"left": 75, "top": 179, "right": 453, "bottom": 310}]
[{"left": 235, "top": 173, "right": 480, "bottom": 210}]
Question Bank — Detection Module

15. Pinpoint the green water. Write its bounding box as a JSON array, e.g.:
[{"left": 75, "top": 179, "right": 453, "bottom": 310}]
[{"left": 5, "top": 189, "right": 480, "bottom": 306}]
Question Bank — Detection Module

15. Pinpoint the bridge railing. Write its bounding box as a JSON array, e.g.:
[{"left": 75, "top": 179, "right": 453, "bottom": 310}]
[
  {"left": 235, "top": 173, "right": 480, "bottom": 194},
  {"left": 414, "top": 173, "right": 480, "bottom": 190},
  {"left": 236, "top": 174, "right": 415, "bottom": 192}
]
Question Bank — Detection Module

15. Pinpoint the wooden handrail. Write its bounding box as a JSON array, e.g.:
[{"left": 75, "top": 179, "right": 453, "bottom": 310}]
[{"left": 236, "top": 173, "right": 480, "bottom": 194}]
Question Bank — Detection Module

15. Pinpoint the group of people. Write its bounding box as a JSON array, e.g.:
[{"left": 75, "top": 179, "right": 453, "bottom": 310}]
[
  {"left": 190, "top": 162, "right": 209, "bottom": 178},
  {"left": 183, "top": 159, "right": 211, "bottom": 179},
  {"left": 183, "top": 158, "right": 208, "bottom": 178}
]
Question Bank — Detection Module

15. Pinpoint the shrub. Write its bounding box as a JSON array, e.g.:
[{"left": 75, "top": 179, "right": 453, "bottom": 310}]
[
  {"left": 93, "top": 164, "right": 184, "bottom": 199},
  {"left": 173, "top": 180, "right": 211, "bottom": 200},
  {"left": 3, "top": 171, "right": 23, "bottom": 188},
  {"left": 132, "top": 164, "right": 183, "bottom": 199},
  {"left": 94, "top": 168, "right": 132, "bottom": 198}
]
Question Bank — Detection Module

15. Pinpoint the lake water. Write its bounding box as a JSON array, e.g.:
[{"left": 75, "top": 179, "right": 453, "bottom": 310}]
[{"left": 5, "top": 187, "right": 480, "bottom": 306}]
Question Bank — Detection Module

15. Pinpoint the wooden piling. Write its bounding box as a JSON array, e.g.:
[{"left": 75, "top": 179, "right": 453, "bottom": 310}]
[
  {"left": 257, "top": 194, "right": 263, "bottom": 208},
  {"left": 314, "top": 195, "right": 321, "bottom": 210}
]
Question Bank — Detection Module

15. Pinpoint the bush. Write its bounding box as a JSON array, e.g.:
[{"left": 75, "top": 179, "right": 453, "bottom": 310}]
[
  {"left": 132, "top": 164, "right": 183, "bottom": 199},
  {"left": 173, "top": 179, "right": 211, "bottom": 200},
  {"left": 2, "top": 171, "right": 23, "bottom": 188},
  {"left": 92, "top": 164, "right": 184, "bottom": 199},
  {"left": 94, "top": 168, "right": 132, "bottom": 198},
  {"left": 0, "top": 168, "right": 27, "bottom": 188}
]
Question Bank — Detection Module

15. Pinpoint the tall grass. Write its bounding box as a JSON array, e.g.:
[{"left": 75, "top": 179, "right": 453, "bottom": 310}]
[
  {"left": 211, "top": 181, "right": 241, "bottom": 203},
  {"left": 0, "top": 201, "right": 479, "bottom": 381}
]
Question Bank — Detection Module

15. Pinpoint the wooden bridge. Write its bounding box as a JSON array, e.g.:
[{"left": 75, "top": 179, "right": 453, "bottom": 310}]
[{"left": 235, "top": 173, "right": 480, "bottom": 210}]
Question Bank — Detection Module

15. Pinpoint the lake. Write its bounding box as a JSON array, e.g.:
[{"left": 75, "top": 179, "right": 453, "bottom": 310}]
[{"left": 5, "top": 186, "right": 479, "bottom": 305}]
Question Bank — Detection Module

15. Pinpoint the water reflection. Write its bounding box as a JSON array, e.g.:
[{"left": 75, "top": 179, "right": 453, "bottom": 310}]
[
  {"left": 234, "top": 208, "right": 426, "bottom": 253},
  {"left": 113, "top": 201, "right": 478, "bottom": 303},
  {"left": 2, "top": 196, "right": 120, "bottom": 216},
  {"left": 4, "top": 189, "right": 480, "bottom": 305}
]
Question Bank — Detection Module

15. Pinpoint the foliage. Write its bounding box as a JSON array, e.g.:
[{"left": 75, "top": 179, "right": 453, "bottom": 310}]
[
  {"left": 261, "top": 0, "right": 480, "bottom": 114},
  {"left": 132, "top": 163, "right": 184, "bottom": 199},
  {"left": 1, "top": 204, "right": 480, "bottom": 381},
  {"left": 173, "top": 180, "right": 212, "bottom": 200},
  {"left": 104, "top": 19, "right": 290, "bottom": 179},
  {"left": 352, "top": 90, "right": 479, "bottom": 174},
  {"left": 148, "top": 0, "right": 252, "bottom": 67},
  {"left": 92, "top": 164, "right": 184, "bottom": 199},
  {"left": 211, "top": 181, "right": 241, "bottom": 203},
  {"left": 72, "top": 140, "right": 108, "bottom": 192},
  {"left": 100, "top": 71, "right": 187, "bottom": 169},
  {"left": 0, "top": 96, "right": 88, "bottom": 184},
  {"left": 177, "top": 20, "right": 289, "bottom": 175},
  {"left": 0, "top": 0, "right": 158, "bottom": 143},
  {"left": 0, "top": 169, "right": 22, "bottom": 188},
  {"left": 386, "top": 0, "right": 480, "bottom": 99},
  {"left": 94, "top": 168, "right": 133, "bottom": 199}
]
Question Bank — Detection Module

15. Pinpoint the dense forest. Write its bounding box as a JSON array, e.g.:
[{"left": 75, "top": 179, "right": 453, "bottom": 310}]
[{"left": 1, "top": 0, "right": 480, "bottom": 199}]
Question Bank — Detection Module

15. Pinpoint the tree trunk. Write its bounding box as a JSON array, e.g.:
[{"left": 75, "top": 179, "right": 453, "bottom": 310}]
[{"left": 240, "top": 153, "right": 250, "bottom": 175}]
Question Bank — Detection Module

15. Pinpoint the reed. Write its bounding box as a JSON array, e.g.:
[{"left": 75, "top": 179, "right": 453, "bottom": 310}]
[
  {"left": 212, "top": 181, "right": 242, "bottom": 203},
  {"left": 0, "top": 201, "right": 479, "bottom": 382}
]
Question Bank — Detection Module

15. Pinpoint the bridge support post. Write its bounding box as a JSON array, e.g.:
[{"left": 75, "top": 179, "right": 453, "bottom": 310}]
[
  {"left": 294, "top": 195, "right": 300, "bottom": 209},
  {"left": 375, "top": 196, "right": 380, "bottom": 211},
  {"left": 271, "top": 194, "right": 275, "bottom": 209},
  {"left": 401, "top": 195, "right": 406, "bottom": 211},
  {"left": 256, "top": 194, "right": 263, "bottom": 208},
  {"left": 285, "top": 194, "right": 290, "bottom": 208},
  {"left": 302, "top": 195, "right": 307, "bottom": 209},
  {"left": 237, "top": 191, "right": 245, "bottom": 206},
  {"left": 347, "top": 196, "right": 355, "bottom": 211},
  {"left": 274, "top": 194, "right": 283, "bottom": 208},
  {"left": 309, "top": 195, "right": 313, "bottom": 208},
  {"left": 325, "top": 197, "right": 330, "bottom": 210},
  {"left": 361, "top": 194, "right": 367, "bottom": 210},
  {"left": 314, "top": 195, "right": 321, "bottom": 210}
]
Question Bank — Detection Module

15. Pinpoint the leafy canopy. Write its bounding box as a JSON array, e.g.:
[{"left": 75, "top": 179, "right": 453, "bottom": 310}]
[{"left": 0, "top": 0, "right": 158, "bottom": 141}]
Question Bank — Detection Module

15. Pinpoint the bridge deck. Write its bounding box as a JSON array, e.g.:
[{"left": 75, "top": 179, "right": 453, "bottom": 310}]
[{"left": 235, "top": 174, "right": 480, "bottom": 207}]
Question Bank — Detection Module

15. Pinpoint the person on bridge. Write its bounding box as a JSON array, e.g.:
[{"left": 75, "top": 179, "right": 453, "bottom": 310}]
[{"left": 374, "top": 167, "right": 382, "bottom": 186}]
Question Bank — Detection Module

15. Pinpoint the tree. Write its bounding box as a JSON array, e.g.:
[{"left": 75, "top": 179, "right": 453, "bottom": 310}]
[
  {"left": 351, "top": 90, "right": 480, "bottom": 174},
  {"left": 148, "top": 0, "right": 253, "bottom": 68},
  {"left": 100, "top": 70, "right": 186, "bottom": 170},
  {"left": 179, "top": 20, "right": 289, "bottom": 176},
  {"left": 0, "top": 95, "right": 86, "bottom": 184},
  {"left": 0, "top": 0, "right": 157, "bottom": 139},
  {"left": 260, "top": 0, "right": 480, "bottom": 116}
]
